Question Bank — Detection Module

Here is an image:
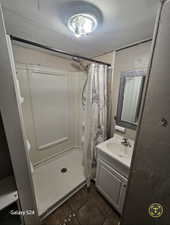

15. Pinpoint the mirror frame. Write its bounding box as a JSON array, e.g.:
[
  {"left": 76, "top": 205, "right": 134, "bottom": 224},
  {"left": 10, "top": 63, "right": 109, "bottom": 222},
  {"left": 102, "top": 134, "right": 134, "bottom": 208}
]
[{"left": 116, "top": 69, "right": 146, "bottom": 130}]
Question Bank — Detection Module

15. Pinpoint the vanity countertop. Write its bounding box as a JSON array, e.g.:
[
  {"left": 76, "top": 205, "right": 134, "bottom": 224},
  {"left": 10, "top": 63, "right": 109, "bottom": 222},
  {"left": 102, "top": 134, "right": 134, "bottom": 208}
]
[{"left": 97, "top": 134, "right": 134, "bottom": 177}]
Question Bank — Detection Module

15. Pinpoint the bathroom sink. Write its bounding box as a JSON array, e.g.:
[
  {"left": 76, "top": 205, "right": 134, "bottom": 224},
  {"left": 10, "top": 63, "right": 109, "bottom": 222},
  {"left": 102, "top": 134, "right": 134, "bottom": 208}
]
[{"left": 96, "top": 134, "right": 134, "bottom": 178}]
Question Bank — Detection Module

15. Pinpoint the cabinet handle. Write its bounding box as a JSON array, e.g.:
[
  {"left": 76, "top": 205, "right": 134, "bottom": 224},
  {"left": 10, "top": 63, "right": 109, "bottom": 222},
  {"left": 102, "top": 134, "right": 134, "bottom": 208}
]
[{"left": 123, "top": 184, "right": 127, "bottom": 188}]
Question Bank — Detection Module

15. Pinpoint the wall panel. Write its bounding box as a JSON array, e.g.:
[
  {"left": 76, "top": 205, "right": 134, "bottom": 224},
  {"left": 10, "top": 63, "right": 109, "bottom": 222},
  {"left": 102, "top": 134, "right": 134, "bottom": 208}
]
[{"left": 16, "top": 64, "right": 85, "bottom": 165}]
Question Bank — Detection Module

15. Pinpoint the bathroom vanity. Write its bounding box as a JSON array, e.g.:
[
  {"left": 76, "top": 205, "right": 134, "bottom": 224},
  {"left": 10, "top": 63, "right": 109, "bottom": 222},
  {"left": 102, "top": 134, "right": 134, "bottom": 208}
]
[{"left": 96, "top": 134, "right": 134, "bottom": 214}]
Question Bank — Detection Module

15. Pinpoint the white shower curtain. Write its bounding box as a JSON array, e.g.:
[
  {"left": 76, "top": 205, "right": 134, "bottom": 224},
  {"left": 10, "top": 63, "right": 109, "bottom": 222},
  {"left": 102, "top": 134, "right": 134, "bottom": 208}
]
[{"left": 82, "top": 63, "right": 111, "bottom": 187}]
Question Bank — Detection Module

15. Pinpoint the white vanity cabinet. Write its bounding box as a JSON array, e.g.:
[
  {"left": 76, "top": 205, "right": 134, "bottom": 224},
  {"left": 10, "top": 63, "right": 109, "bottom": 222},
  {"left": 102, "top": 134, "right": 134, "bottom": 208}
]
[
  {"left": 96, "top": 135, "right": 134, "bottom": 215},
  {"left": 96, "top": 159, "right": 127, "bottom": 214}
]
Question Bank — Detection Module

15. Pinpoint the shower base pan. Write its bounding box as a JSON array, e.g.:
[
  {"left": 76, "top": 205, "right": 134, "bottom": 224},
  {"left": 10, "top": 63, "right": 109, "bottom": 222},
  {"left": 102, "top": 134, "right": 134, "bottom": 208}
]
[{"left": 32, "top": 149, "right": 86, "bottom": 219}]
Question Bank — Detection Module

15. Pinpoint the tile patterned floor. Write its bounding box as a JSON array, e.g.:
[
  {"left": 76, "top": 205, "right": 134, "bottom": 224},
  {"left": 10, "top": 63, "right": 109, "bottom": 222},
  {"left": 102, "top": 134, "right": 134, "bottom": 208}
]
[{"left": 43, "top": 182, "right": 121, "bottom": 225}]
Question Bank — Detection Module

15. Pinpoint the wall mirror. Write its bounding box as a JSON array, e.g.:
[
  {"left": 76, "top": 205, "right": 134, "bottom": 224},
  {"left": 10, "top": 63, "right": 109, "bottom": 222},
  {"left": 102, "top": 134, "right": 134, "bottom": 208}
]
[{"left": 116, "top": 70, "right": 146, "bottom": 130}]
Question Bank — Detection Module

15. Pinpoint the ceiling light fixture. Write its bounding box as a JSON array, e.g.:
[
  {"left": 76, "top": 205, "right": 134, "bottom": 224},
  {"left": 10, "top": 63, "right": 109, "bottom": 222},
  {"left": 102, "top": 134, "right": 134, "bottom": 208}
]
[{"left": 67, "top": 13, "right": 97, "bottom": 38}]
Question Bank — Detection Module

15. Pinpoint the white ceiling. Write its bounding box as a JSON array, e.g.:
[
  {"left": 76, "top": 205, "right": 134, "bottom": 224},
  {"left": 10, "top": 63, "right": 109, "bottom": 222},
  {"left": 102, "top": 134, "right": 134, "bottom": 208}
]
[{"left": 1, "top": 0, "right": 160, "bottom": 57}]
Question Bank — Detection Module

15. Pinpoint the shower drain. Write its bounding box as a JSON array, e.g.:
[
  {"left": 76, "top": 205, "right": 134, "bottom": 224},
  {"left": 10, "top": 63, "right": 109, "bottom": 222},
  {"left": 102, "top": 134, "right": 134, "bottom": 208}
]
[{"left": 60, "top": 168, "right": 67, "bottom": 173}]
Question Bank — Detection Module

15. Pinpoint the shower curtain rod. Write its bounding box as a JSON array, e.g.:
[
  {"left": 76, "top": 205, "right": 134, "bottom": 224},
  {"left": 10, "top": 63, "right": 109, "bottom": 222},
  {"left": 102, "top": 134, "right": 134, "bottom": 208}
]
[{"left": 10, "top": 36, "right": 111, "bottom": 67}]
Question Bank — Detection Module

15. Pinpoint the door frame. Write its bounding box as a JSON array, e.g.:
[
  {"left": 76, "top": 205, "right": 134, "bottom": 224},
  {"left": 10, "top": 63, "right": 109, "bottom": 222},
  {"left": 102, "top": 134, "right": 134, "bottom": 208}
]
[{"left": 0, "top": 5, "right": 40, "bottom": 225}]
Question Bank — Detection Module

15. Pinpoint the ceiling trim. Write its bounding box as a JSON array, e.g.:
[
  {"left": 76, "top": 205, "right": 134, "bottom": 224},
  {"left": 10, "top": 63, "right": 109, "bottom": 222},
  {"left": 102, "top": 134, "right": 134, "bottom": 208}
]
[
  {"left": 115, "top": 38, "right": 152, "bottom": 52},
  {"left": 92, "top": 37, "right": 152, "bottom": 59}
]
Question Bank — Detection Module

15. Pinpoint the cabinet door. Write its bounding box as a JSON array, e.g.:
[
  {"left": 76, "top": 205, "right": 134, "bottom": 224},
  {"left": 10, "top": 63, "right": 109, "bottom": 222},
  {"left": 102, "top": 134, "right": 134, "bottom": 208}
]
[{"left": 96, "top": 160, "right": 127, "bottom": 214}]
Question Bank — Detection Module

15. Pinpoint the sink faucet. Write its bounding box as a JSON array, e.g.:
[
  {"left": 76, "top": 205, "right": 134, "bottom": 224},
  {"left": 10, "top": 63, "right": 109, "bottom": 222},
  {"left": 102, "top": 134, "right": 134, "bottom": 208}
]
[{"left": 121, "top": 137, "right": 131, "bottom": 147}]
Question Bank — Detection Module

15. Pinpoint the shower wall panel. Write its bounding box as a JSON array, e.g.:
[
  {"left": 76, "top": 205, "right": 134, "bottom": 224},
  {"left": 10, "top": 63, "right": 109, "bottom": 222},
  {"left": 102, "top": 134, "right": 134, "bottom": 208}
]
[
  {"left": 29, "top": 70, "right": 70, "bottom": 151},
  {"left": 16, "top": 64, "right": 85, "bottom": 165},
  {"left": 12, "top": 45, "right": 86, "bottom": 165}
]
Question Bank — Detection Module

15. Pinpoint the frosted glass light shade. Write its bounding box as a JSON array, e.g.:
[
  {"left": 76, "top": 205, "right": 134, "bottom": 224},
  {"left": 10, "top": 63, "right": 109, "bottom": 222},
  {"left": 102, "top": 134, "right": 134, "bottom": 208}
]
[{"left": 68, "top": 14, "right": 97, "bottom": 38}]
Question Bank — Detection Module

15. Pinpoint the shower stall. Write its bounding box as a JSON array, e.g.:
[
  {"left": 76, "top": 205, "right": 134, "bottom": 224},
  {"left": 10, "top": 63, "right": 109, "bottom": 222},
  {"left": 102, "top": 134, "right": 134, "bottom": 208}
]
[
  {"left": 11, "top": 37, "right": 111, "bottom": 219},
  {"left": 15, "top": 59, "right": 87, "bottom": 217}
]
